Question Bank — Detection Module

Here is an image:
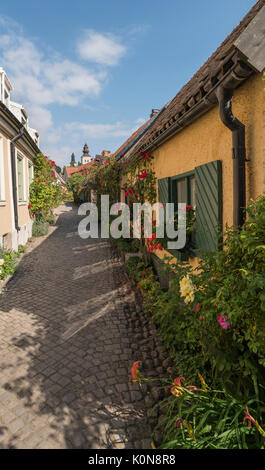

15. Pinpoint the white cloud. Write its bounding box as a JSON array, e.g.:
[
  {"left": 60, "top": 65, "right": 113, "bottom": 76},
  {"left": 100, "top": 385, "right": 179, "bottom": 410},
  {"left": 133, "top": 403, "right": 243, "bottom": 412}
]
[
  {"left": 77, "top": 30, "right": 126, "bottom": 66},
  {"left": 0, "top": 16, "right": 143, "bottom": 168},
  {"left": 0, "top": 35, "right": 104, "bottom": 111},
  {"left": 65, "top": 121, "right": 136, "bottom": 139}
]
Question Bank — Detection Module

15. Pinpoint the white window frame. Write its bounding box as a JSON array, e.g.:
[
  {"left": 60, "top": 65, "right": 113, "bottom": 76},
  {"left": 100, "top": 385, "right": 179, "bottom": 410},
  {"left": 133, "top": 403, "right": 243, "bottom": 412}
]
[
  {"left": 0, "top": 135, "right": 5, "bottom": 203},
  {"left": 17, "top": 152, "right": 26, "bottom": 203},
  {"left": 28, "top": 160, "right": 34, "bottom": 192}
]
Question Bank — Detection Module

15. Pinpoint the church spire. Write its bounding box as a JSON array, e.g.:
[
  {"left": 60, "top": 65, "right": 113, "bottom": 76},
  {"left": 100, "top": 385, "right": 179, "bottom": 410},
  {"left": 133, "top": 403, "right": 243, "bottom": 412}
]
[
  {"left": 81, "top": 143, "right": 92, "bottom": 164},
  {"left": 70, "top": 152, "right": 76, "bottom": 167},
  {"left": 83, "top": 143, "right": 89, "bottom": 155}
]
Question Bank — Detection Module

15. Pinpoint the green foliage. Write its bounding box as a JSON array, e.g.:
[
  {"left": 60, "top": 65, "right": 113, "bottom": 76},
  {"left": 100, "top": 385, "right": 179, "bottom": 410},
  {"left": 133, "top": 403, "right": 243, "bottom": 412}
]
[
  {"left": 29, "top": 153, "right": 63, "bottom": 218},
  {"left": 44, "top": 215, "right": 56, "bottom": 225},
  {"left": 126, "top": 195, "right": 265, "bottom": 393},
  {"left": 18, "top": 245, "right": 26, "bottom": 254},
  {"left": 0, "top": 248, "right": 20, "bottom": 280},
  {"left": 115, "top": 237, "right": 140, "bottom": 254},
  {"left": 32, "top": 220, "right": 49, "bottom": 237},
  {"left": 125, "top": 256, "right": 146, "bottom": 282},
  {"left": 157, "top": 378, "right": 265, "bottom": 449}
]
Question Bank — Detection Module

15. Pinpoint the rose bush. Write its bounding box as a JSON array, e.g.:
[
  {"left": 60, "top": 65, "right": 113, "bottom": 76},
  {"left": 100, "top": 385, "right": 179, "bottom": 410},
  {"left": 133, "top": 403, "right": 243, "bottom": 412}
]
[{"left": 29, "top": 153, "right": 63, "bottom": 219}]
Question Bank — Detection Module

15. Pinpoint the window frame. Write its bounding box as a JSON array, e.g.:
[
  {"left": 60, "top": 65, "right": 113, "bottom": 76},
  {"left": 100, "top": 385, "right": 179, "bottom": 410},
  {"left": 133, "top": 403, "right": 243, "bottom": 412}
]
[
  {"left": 28, "top": 160, "right": 34, "bottom": 190},
  {"left": 168, "top": 170, "right": 196, "bottom": 260},
  {"left": 170, "top": 170, "right": 195, "bottom": 210},
  {"left": 17, "top": 152, "right": 26, "bottom": 203},
  {"left": 0, "top": 135, "right": 5, "bottom": 203}
]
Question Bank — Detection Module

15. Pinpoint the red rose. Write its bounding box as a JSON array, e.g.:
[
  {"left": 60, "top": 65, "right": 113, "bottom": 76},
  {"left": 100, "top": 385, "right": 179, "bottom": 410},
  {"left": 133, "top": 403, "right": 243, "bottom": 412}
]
[
  {"left": 182, "top": 205, "right": 193, "bottom": 211},
  {"left": 51, "top": 173, "right": 55, "bottom": 177},
  {"left": 100, "top": 180, "right": 102, "bottom": 184},
  {"left": 38, "top": 179, "right": 42, "bottom": 182},
  {"left": 138, "top": 171, "right": 147, "bottom": 179},
  {"left": 28, "top": 204, "right": 31, "bottom": 208}
]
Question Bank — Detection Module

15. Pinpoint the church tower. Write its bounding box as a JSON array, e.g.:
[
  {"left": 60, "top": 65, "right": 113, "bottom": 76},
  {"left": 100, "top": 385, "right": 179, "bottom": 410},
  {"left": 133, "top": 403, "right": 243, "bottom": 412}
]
[
  {"left": 70, "top": 152, "right": 76, "bottom": 167},
  {"left": 81, "top": 143, "right": 93, "bottom": 164}
]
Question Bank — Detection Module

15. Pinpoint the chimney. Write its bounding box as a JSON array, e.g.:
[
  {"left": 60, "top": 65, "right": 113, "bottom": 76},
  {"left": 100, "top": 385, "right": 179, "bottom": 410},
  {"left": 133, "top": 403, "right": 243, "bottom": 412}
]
[{"left": 150, "top": 109, "right": 160, "bottom": 118}]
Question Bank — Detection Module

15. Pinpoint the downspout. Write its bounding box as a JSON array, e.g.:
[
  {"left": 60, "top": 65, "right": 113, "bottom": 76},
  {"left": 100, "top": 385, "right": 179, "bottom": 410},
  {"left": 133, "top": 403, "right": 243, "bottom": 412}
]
[
  {"left": 215, "top": 86, "right": 246, "bottom": 228},
  {"left": 10, "top": 126, "right": 24, "bottom": 232}
]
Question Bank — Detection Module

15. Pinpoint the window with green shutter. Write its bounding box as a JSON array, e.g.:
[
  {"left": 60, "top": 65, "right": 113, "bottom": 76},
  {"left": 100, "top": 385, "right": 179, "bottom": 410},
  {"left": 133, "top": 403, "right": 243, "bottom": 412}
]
[
  {"left": 195, "top": 160, "right": 222, "bottom": 253},
  {"left": 158, "top": 176, "right": 189, "bottom": 261},
  {"left": 17, "top": 154, "right": 25, "bottom": 201},
  {"left": 158, "top": 161, "right": 222, "bottom": 258}
]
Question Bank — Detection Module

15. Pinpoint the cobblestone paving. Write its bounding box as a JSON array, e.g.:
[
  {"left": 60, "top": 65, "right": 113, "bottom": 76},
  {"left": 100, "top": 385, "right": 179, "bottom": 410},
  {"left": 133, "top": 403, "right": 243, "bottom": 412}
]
[{"left": 0, "top": 203, "right": 152, "bottom": 449}]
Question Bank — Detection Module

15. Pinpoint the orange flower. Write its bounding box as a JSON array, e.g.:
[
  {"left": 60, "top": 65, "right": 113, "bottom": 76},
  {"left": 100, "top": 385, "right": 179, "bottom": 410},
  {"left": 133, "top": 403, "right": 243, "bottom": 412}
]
[
  {"left": 131, "top": 361, "right": 142, "bottom": 383},
  {"left": 171, "top": 377, "right": 185, "bottom": 397}
]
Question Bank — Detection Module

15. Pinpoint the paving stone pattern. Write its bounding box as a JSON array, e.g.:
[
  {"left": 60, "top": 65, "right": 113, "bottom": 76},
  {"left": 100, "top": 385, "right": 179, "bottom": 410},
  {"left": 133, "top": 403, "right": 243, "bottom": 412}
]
[{"left": 0, "top": 203, "right": 176, "bottom": 449}]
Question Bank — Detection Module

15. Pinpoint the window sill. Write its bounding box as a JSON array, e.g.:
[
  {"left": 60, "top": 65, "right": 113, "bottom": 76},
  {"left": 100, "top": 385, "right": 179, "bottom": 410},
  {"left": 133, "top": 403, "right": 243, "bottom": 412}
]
[
  {"left": 0, "top": 201, "right": 6, "bottom": 206},
  {"left": 18, "top": 201, "right": 27, "bottom": 206}
]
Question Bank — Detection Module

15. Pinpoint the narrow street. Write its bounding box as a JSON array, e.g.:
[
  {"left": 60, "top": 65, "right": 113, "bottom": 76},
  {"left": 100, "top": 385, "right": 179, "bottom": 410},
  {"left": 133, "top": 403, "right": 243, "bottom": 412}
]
[{"left": 0, "top": 203, "right": 152, "bottom": 449}]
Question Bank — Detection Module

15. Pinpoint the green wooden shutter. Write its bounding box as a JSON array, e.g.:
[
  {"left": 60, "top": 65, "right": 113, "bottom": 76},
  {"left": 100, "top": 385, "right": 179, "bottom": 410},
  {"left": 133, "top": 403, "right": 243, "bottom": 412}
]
[
  {"left": 158, "top": 177, "right": 171, "bottom": 204},
  {"left": 195, "top": 160, "right": 222, "bottom": 252}
]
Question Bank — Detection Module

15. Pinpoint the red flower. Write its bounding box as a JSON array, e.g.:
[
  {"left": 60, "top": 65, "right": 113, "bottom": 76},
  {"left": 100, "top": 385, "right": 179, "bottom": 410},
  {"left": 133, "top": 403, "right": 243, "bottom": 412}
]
[
  {"left": 125, "top": 191, "right": 128, "bottom": 197},
  {"left": 144, "top": 152, "right": 150, "bottom": 160},
  {"left": 138, "top": 171, "right": 147, "bottom": 180},
  {"left": 28, "top": 204, "right": 31, "bottom": 208},
  {"left": 175, "top": 418, "right": 183, "bottom": 428},
  {"left": 51, "top": 173, "right": 55, "bottom": 178},
  {"left": 100, "top": 180, "right": 102, "bottom": 184},
  {"left": 138, "top": 152, "right": 142, "bottom": 157},
  {"left": 51, "top": 161, "right": 55, "bottom": 166},
  {"left": 38, "top": 179, "right": 42, "bottom": 182},
  {"left": 182, "top": 205, "right": 193, "bottom": 211},
  {"left": 243, "top": 407, "right": 256, "bottom": 428}
]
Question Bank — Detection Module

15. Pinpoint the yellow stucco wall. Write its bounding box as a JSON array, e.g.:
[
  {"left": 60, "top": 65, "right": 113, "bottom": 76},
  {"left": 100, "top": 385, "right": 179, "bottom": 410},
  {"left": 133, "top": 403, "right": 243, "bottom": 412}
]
[{"left": 152, "top": 72, "right": 265, "bottom": 265}]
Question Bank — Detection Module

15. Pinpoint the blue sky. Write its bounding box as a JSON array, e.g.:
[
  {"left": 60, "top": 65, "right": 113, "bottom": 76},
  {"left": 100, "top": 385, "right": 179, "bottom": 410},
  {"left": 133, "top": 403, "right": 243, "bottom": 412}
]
[{"left": 0, "top": 0, "right": 257, "bottom": 168}]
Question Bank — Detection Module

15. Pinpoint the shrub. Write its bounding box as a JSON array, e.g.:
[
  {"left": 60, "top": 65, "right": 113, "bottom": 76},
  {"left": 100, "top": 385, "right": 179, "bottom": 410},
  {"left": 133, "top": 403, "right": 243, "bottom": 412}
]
[
  {"left": 29, "top": 153, "right": 63, "bottom": 218},
  {"left": 32, "top": 220, "right": 49, "bottom": 237},
  {"left": 115, "top": 237, "right": 140, "bottom": 254},
  {"left": 0, "top": 249, "right": 20, "bottom": 280},
  {"left": 18, "top": 245, "right": 26, "bottom": 254},
  {"left": 125, "top": 256, "right": 144, "bottom": 281},
  {"left": 150, "top": 195, "right": 265, "bottom": 391},
  {"left": 45, "top": 215, "right": 56, "bottom": 225}
]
